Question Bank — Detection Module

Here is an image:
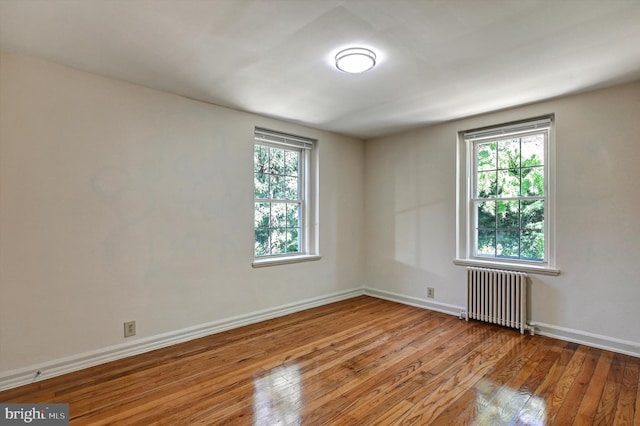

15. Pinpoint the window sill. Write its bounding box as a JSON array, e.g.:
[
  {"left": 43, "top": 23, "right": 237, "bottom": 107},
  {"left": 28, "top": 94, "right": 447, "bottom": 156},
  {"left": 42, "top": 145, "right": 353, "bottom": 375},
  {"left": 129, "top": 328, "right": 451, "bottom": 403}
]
[
  {"left": 453, "top": 258, "right": 560, "bottom": 276},
  {"left": 252, "top": 254, "right": 322, "bottom": 268}
]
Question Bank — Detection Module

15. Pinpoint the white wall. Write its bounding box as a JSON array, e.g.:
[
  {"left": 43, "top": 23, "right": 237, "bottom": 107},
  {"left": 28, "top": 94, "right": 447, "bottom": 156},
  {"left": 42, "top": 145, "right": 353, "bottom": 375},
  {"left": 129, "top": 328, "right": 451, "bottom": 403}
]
[
  {"left": 364, "top": 81, "right": 640, "bottom": 354},
  {"left": 2, "top": 49, "right": 639, "bottom": 388},
  {"left": 0, "top": 51, "right": 365, "bottom": 377}
]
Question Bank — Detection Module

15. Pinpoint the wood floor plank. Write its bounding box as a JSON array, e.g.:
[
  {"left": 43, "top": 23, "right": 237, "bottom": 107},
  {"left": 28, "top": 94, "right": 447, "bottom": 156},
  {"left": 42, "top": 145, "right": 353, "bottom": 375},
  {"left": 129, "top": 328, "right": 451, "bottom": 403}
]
[
  {"left": 573, "top": 349, "right": 615, "bottom": 425},
  {"left": 298, "top": 315, "right": 462, "bottom": 424},
  {"left": 76, "top": 299, "right": 422, "bottom": 424},
  {"left": 431, "top": 335, "right": 541, "bottom": 425},
  {"left": 635, "top": 361, "right": 640, "bottom": 426},
  {"left": 552, "top": 345, "right": 600, "bottom": 425},
  {"left": 543, "top": 344, "right": 590, "bottom": 424},
  {"left": 107, "top": 300, "right": 433, "bottom": 425},
  {"left": 341, "top": 326, "right": 481, "bottom": 424},
  {"left": 76, "top": 298, "right": 410, "bottom": 422},
  {"left": 513, "top": 340, "right": 576, "bottom": 424},
  {"left": 391, "top": 329, "right": 526, "bottom": 424},
  {"left": 613, "top": 355, "right": 639, "bottom": 425},
  {"left": 593, "top": 353, "right": 627, "bottom": 425},
  {"left": 1, "top": 296, "right": 639, "bottom": 425},
  {"left": 369, "top": 399, "right": 415, "bottom": 426},
  {"left": 307, "top": 317, "right": 468, "bottom": 425}
]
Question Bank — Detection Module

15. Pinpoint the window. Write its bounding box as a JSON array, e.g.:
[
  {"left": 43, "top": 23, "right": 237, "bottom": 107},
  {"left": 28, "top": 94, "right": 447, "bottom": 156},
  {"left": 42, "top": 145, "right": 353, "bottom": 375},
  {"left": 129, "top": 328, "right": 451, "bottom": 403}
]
[
  {"left": 253, "top": 127, "right": 319, "bottom": 266},
  {"left": 456, "top": 117, "right": 559, "bottom": 275}
]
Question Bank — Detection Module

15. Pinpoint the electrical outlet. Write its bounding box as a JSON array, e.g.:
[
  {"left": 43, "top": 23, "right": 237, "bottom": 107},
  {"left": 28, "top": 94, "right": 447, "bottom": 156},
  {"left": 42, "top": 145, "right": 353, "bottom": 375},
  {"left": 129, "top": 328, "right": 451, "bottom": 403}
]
[
  {"left": 124, "top": 321, "right": 136, "bottom": 338},
  {"left": 427, "top": 287, "right": 435, "bottom": 299}
]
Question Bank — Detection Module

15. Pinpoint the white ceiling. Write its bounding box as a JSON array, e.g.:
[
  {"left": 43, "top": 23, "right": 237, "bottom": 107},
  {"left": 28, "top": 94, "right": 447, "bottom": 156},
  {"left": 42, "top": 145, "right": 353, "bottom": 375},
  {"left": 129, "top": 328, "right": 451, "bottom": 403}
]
[{"left": 2, "top": 0, "right": 640, "bottom": 139}]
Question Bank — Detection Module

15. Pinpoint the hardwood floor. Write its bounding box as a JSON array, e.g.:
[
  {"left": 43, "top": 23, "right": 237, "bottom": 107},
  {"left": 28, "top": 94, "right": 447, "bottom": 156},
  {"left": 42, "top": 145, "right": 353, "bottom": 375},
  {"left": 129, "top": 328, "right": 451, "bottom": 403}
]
[{"left": 1, "top": 296, "right": 639, "bottom": 425}]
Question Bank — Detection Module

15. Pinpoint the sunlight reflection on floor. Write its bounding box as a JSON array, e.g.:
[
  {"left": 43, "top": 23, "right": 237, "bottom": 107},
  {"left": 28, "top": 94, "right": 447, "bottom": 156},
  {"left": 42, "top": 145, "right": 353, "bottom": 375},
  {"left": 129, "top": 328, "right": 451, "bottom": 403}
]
[
  {"left": 253, "top": 364, "right": 303, "bottom": 425},
  {"left": 474, "top": 379, "right": 546, "bottom": 425}
]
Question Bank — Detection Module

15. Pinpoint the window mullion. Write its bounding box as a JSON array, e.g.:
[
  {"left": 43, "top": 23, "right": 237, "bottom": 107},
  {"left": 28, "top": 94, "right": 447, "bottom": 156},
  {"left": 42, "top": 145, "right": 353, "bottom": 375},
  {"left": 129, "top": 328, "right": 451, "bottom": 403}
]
[{"left": 256, "top": 198, "right": 301, "bottom": 203}]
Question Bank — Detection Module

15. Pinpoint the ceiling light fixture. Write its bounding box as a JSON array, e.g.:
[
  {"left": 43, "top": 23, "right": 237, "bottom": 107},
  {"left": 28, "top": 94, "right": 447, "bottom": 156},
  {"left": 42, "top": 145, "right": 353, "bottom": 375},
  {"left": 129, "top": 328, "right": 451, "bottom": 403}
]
[{"left": 335, "top": 47, "right": 377, "bottom": 74}]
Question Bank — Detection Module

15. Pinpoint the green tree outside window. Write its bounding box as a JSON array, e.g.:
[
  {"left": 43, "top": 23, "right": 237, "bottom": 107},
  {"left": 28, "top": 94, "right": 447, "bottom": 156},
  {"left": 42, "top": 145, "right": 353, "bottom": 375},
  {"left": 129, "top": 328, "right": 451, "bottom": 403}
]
[{"left": 474, "top": 134, "right": 545, "bottom": 261}]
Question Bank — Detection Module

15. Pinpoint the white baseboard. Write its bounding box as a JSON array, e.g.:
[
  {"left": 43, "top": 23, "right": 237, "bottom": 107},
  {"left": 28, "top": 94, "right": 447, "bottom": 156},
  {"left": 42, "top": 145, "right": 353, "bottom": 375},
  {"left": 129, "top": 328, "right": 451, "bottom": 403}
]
[
  {"left": 364, "top": 288, "right": 465, "bottom": 317},
  {"left": 365, "top": 288, "right": 640, "bottom": 359},
  {"left": 4, "top": 286, "right": 638, "bottom": 391},
  {"left": 529, "top": 321, "right": 640, "bottom": 358},
  {"left": 0, "top": 288, "right": 365, "bottom": 392}
]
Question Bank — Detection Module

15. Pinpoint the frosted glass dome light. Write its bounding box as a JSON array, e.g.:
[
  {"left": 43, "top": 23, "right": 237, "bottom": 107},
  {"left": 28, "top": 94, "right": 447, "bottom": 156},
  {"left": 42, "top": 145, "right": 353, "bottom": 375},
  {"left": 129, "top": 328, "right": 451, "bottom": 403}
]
[{"left": 335, "top": 48, "right": 377, "bottom": 73}]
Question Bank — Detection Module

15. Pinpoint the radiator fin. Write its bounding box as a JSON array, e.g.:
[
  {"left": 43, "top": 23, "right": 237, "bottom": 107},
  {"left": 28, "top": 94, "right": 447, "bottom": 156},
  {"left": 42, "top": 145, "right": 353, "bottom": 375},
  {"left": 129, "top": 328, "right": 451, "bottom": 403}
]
[{"left": 466, "top": 267, "right": 529, "bottom": 334}]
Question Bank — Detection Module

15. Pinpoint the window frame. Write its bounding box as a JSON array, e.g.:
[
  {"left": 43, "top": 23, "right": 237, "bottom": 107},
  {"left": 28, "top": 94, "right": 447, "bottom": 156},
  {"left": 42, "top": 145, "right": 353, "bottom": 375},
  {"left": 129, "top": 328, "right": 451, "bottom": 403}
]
[
  {"left": 252, "top": 127, "right": 320, "bottom": 268},
  {"left": 455, "top": 116, "right": 560, "bottom": 276}
]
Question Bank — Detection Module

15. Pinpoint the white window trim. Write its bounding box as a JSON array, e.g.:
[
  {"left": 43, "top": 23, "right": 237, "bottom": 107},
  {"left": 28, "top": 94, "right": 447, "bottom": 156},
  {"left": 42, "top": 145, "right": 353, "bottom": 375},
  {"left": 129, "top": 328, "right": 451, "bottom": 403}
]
[
  {"left": 454, "top": 116, "right": 559, "bottom": 276},
  {"left": 252, "top": 254, "right": 322, "bottom": 268},
  {"left": 252, "top": 128, "right": 320, "bottom": 268}
]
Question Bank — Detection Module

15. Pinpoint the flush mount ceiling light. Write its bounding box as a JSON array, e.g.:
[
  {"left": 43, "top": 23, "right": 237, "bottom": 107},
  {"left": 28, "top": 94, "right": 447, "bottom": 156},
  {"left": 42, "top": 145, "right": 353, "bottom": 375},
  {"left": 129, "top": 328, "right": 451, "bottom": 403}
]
[{"left": 335, "top": 47, "right": 377, "bottom": 73}]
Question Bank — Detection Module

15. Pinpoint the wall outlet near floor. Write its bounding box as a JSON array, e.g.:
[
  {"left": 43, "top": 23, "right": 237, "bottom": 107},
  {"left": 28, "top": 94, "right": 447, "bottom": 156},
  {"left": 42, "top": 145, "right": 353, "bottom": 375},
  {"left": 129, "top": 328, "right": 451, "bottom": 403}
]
[
  {"left": 124, "top": 321, "right": 136, "bottom": 338},
  {"left": 427, "top": 287, "right": 435, "bottom": 299}
]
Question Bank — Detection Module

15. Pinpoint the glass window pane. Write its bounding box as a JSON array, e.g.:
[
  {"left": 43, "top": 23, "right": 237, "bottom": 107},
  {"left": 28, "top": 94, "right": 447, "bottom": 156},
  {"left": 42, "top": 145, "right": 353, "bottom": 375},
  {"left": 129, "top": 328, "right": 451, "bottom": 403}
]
[
  {"left": 254, "top": 145, "right": 269, "bottom": 173},
  {"left": 477, "top": 171, "right": 497, "bottom": 198},
  {"left": 285, "top": 150, "right": 299, "bottom": 176},
  {"left": 255, "top": 229, "right": 269, "bottom": 256},
  {"left": 270, "top": 203, "right": 286, "bottom": 228},
  {"left": 497, "top": 139, "right": 520, "bottom": 170},
  {"left": 477, "top": 201, "right": 495, "bottom": 229},
  {"left": 255, "top": 202, "right": 270, "bottom": 229},
  {"left": 270, "top": 147, "right": 285, "bottom": 175},
  {"left": 497, "top": 230, "right": 519, "bottom": 258},
  {"left": 270, "top": 228, "right": 287, "bottom": 254},
  {"left": 270, "top": 175, "right": 284, "bottom": 199},
  {"left": 521, "top": 200, "right": 544, "bottom": 230},
  {"left": 521, "top": 166, "right": 544, "bottom": 196},
  {"left": 254, "top": 173, "right": 269, "bottom": 198},
  {"left": 284, "top": 176, "right": 299, "bottom": 200},
  {"left": 496, "top": 200, "right": 520, "bottom": 229},
  {"left": 476, "top": 142, "right": 496, "bottom": 171},
  {"left": 521, "top": 135, "right": 544, "bottom": 167},
  {"left": 286, "top": 203, "right": 300, "bottom": 228},
  {"left": 476, "top": 229, "right": 496, "bottom": 257},
  {"left": 498, "top": 169, "right": 520, "bottom": 197},
  {"left": 521, "top": 230, "right": 544, "bottom": 261},
  {"left": 286, "top": 229, "right": 300, "bottom": 253}
]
